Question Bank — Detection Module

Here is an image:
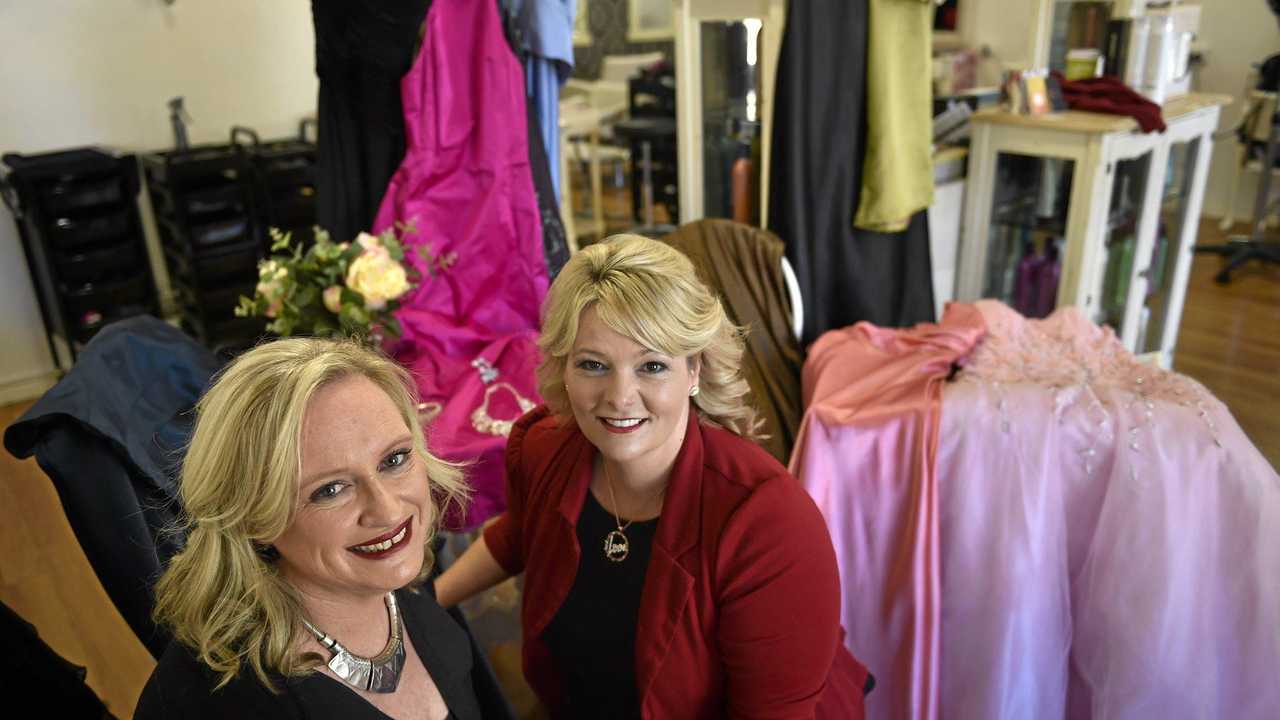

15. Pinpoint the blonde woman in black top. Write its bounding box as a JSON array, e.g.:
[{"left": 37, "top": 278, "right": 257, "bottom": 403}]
[{"left": 136, "top": 339, "right": 497, "bottom": 719}]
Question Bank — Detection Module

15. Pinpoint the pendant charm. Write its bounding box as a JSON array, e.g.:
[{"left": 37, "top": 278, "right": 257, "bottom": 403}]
[{"left": 604, "top": 529, "right": 630, "bottom": 562}]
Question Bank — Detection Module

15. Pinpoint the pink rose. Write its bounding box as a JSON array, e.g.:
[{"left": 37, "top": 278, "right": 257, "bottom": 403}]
[
  {"left": 323, "top": 285, "right": 343, "bottom": 314},
  {"left": 355, "top": 232, "right": 389, "bottom": 258}
]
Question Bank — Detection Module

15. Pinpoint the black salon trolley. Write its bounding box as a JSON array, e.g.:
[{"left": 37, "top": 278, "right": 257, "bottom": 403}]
[
  {"left": 5, "top": 126, "right": 322, "bottom": 367},
  {"left": 1, "top": 148, "right": 160, "bottom": 371},
  {"left": 141, "top": 125, "right": 318, "bottom": 353}
]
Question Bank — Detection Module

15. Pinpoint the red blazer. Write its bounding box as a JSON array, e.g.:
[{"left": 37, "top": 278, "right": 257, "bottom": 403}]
[{"left": 484, "top": 405, "right": 869, "bottom": 719}]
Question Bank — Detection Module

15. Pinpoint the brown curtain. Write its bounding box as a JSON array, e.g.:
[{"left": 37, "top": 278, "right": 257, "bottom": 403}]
[{"left": 663, "top": 220, "right": 804, "bottom": 464}]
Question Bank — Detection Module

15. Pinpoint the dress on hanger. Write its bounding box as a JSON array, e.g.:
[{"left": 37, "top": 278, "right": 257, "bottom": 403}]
[
  {"left": 523, "top": 92, "right": 571, "bottom": 279},
  {"left": 853, "top": 0, "right": 935, "bottom": 232},
  {"left": 373, "top": 0, "right": 549, "bottom": 530},
  {"left": 504, "top": 0, "right": 574, "bottom": 278},
  {"left": 767, "top": 0, "right": 935, "bottom": 346},
  {"left": 311, "top": 0, "right": 429, "bottom": 244},
  {"left": 508, "top": 0, "right": 576, "bottom": 200}
]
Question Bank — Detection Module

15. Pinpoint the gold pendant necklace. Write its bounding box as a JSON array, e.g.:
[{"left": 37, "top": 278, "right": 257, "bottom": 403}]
[
  {"left": 601, "top": 465, "right": 664, "bottom": 562},
  {"left": 602, "top": 467, "right": 633, "bottom": 562}
]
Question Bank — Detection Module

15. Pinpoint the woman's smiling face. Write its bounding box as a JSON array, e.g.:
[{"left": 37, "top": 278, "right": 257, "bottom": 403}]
[
  {"left": 563, "top": 305, "right": 700, "bottom": 474},
  {"left": 273, "top": 374, "right": 431, "bottom": 604}
]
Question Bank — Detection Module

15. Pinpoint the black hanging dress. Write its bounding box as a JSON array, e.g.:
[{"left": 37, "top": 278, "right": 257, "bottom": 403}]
[
  {"left": 767, "top": 0, "right": 935, "bottom": 347},
  {"left": 311, "top": 0, "right": 429, "bottom": 244}
]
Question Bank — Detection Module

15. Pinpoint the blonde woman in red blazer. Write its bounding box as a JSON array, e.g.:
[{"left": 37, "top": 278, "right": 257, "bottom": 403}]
[{"left": 436, "top": 235, "right": 869, "bottom": 718}]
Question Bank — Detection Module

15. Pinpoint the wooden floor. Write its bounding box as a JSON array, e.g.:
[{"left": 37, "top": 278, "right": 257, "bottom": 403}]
[
  {"left": 0, "top": 402, "right": 155, "bottom": 718},
  {"left": 1, "top": 215, "right": 1276, "bottom": 718},
  {"left": 1173, "top": 219, "right": 1280, "bottom": 468}
]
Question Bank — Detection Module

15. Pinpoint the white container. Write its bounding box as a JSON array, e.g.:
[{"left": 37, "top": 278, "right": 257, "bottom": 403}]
[
  {"left": 1134, "top": 14, "right": 1177, "bottom": 104},
  {"left": 1140, "top": 4, "right": 1200, "bottom": 103},
  {"left": 1124, "top": 17, "right": 1150, "bottom": 90}
]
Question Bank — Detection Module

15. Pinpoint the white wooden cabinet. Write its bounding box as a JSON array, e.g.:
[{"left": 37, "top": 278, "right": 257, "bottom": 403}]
[{"left": 956, "top": 93, "right": 1228, "bottom": 367}]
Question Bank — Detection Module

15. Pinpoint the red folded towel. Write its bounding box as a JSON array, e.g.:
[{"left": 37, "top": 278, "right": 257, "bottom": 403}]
[{"left": 1051, "top": 71, "right": 1166, "bottom": 133}]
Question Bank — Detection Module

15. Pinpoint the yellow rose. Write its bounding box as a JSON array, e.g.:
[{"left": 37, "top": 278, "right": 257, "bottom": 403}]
[{"left": 346, "top": 251, "right": 409, "bottom": 310}]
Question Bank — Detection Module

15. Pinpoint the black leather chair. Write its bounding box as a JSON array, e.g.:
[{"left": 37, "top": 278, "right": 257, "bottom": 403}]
[{"left": 1195, "top": 52, "right": 1280, "bottom": 283}]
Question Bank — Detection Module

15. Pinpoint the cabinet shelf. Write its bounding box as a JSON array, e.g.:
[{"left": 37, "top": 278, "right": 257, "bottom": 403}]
[{"left": 959, "top": 94, "right": 1228, "bottom": 367}]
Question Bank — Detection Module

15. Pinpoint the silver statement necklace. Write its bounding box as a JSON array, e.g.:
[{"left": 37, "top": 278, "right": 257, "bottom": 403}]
[{"left": 302, "top": 592, "right": 406, "bottom": 694}]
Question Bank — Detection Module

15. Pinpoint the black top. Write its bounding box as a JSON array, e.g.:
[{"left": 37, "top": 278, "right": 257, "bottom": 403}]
[
  {"left": 135, "top": 588, "right": 483, "bottom": 719},
  {"left": 542, "top": 491, "right": 659, "bottom": 720}
]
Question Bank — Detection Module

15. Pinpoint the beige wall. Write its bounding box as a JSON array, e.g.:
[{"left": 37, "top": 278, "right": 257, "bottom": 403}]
[
  {"left": 1190, "top": 0, "right": 1279, "bottom": 219},
  {"left": 0, "top": 0, "right": 317, "bottom": 395},
  {"left": 958, "top": 0, "right": 1043, "bottom": 87}
]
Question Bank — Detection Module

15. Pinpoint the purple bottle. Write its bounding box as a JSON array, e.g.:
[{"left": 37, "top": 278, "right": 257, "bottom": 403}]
[
  {"left": 1013, "top": 237, "right": 1043, "bottom": 316},
  {"left": 1034, "top": 240, "right": 1061, "bottom": 319}
]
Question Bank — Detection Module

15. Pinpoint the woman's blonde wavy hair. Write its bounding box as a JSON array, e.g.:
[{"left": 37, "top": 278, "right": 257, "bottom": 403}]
[
  {"left": 537, "top": 233, "right": 761, "bottom": 439},
  {"left": 152, "top": 337, "right": 468, "bottom": 691}
]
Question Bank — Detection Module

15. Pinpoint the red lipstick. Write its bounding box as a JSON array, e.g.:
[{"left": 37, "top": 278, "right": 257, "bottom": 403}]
[{"left": 347, "top": 518, "right": 413, "bottom": 560}]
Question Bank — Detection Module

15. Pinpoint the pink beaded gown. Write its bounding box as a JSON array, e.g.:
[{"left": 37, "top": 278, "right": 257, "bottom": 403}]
[{"left": 791, "top": 300, "right": 1280, "bottom": 719}]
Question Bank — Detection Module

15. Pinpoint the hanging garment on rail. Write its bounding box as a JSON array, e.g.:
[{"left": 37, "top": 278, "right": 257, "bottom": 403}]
[
  {"left": 499, "top": 0, "right": 572, "bottom": 277},
  {"left": 507, "top": 0, "right": 576, "bottom": 199},
  {"left": 767, "top": 0, "right": 935, "bottom": 348},
  {"left": 854, "top": 0, "right": 936, "bottom": 232},
  {"left": 311, "top": 0, "right": 429, "bottom": 244},
  {"left": 373, "top": 0, "right": 549, "bottom": 531}
]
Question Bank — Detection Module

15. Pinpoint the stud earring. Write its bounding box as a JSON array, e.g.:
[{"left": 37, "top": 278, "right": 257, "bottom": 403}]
[
  {"left": 254, "top": 542, "right": 280, "bottom": 562},
  {"left": 689, "top": 386, "right": 700, "bottom": 397}
]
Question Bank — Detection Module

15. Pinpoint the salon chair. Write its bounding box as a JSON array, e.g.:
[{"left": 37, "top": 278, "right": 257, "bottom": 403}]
[
  {"left": 1195, "top": 96, "right": 1280, "bottom": 283},
  {"left": 662, "top": 219, "right": 804, "bottom": 463}
]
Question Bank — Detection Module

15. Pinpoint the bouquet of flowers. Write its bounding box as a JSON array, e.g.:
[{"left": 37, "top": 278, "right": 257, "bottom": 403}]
[{"left": 236, "top": 224, "right": 452, "bottom": 342}]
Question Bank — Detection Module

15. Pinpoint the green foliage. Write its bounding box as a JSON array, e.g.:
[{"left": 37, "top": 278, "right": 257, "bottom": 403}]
[{"left": 235, "top": 225, "right": 442, "bottom": 343}]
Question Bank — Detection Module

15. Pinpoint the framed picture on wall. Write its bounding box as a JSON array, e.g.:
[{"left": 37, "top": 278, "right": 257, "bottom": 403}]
[
  {"left": 574, "top": 0, "right": 592, "bottom": 46},
  {"left": 628, "top": 0, "right": 674, "bottom": 41}
]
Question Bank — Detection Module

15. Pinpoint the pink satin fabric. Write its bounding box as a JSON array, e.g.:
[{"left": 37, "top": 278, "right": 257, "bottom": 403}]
[
  {"left": 373, "top": 0, "right": 549, "bottom": 530},
  {"left": 793, "top": 300, "right": 1280, "bottom": 719},
  {"left": 790, "top": 303, "right": 987, "bottom": 720}
]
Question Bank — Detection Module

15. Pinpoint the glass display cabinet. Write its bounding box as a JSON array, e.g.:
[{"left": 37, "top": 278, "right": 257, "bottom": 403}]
[{"left": 957, "top": 94, "right": 1223, "bottom": 367}]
